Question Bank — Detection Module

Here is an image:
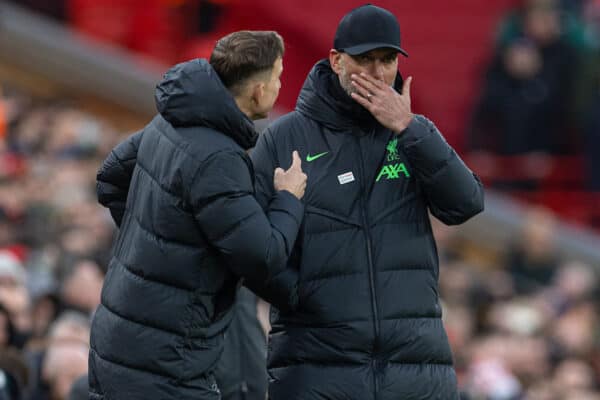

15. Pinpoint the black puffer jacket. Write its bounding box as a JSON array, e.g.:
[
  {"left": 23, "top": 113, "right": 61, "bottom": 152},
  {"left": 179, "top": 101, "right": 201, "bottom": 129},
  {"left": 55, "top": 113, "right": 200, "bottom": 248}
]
[
  {"left": 89, "top": 59, "right": 304, "bottom": 400},
  {"left": 250, "top": 60, "right": 484, "bottom": 400},
  {"left": 214, "top": 287, "right": 268, "bottom": 400}
]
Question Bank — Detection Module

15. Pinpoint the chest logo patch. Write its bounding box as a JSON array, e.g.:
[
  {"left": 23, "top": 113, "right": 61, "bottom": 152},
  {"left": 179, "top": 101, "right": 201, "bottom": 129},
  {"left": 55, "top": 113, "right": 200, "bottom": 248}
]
[
  {"left": 386, "top": 138, "right": 400, "bottom": 161},
  {"left": 337, "top": 171, "right": 355, "bottom": 185},
  {"left": 306, "top": 151, "right": 328, "bottom": 162},
  {"left": 376, "top": 138, "right": 411, "bottom": 182}
]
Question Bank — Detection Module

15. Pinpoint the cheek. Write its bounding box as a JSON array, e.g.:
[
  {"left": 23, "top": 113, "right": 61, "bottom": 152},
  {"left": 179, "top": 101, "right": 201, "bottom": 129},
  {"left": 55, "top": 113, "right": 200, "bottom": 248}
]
[
  {"left": 340, "top": 60, "right": 362, "bottom": 78},
  {"left": 338, "top": 68, "right": 353, "bottom": 86},
  {"left": 347, "top": 64, "right": 366, "bottom": 76},
  {"left": 385, "top": 69, "right": 397, "bottom": 86}
]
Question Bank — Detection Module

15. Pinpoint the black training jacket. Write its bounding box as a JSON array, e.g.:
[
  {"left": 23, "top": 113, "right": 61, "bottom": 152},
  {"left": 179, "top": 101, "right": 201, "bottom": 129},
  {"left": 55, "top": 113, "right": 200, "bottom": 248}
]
[
  {"left": 89, "top": 59, "right": 303, "bottom": 400},
  {"left": 250, "top": 60, "right": 484, "bottom": 400}
]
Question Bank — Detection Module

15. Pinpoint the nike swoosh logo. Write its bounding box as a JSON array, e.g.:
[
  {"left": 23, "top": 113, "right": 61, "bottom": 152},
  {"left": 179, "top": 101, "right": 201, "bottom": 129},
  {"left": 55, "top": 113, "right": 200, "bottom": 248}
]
[{"left": 306, "top": 152, "right": 329, "bottom": 162}]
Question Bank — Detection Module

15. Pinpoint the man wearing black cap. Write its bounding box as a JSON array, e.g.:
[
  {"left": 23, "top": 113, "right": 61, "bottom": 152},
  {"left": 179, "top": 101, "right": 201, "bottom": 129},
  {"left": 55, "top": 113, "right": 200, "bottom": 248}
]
[{"left": 250, "top": 4, "right": 484, "bottom": 399}]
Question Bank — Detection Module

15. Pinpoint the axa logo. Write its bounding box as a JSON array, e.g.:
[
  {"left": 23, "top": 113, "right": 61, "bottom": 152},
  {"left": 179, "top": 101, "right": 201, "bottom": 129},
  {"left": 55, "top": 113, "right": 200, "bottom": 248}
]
[
  {"left": 376, "top": 163, "right": 410, "bottom": 182},
  {"left": 376, "top": 138, "right": 410, "bottom": 182}
]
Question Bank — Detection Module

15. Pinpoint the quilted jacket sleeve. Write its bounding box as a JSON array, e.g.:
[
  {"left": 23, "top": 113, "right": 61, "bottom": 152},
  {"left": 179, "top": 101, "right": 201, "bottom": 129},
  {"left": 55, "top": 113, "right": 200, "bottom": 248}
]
[
  {"left": 247, "top": 130, "right": 303, "bottom": 311},
  {"left": 398, "top": 115, "right": 484, "bottom": 225},
  {"left": 96, "top": 130, "right": 143, "bottom": 227},
  {"left": 190, "top": 150, "right": 303, "bottom": 310}
]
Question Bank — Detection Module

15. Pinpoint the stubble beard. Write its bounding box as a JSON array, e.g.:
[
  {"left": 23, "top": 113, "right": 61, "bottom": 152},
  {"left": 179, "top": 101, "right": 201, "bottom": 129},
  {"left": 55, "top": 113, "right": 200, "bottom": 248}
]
[
  {"left": 338, "top": 69, "right": 356, "bottom": 98},
  {"left": 336, "top": 60, "right": 356, "bottom": 97}
]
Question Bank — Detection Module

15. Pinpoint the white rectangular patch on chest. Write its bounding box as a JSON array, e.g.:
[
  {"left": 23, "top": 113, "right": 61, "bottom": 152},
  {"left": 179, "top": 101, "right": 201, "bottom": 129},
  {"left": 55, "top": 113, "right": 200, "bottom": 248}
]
[{"left": 337, "top": 171, "right": 355, "bottom": 185}]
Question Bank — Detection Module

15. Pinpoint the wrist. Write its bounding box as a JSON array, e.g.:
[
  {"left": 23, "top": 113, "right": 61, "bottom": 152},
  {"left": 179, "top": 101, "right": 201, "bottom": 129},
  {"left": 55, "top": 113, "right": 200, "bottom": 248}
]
[
  {"left": 393, "top": 113, "right": 414, "bottom": 134},
  {"left": 278, "top": 189, "right": 300, "bottom": 200}
]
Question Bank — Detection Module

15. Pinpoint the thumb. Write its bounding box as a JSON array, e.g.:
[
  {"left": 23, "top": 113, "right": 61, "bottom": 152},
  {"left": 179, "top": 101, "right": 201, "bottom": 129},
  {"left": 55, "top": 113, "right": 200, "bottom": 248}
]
[
  {"left": 274, "top": 167, "right": 284, "bottom": 176},
  {"left": 290, "top": 150, "right": 302, "bottom": 170},
  {"left": 403, "top": 76, "right": 412, "bottom": 99}
]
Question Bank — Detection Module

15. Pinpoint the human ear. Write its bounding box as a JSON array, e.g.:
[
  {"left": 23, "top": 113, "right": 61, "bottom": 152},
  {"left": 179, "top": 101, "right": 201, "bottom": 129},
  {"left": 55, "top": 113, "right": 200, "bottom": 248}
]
[
  {"left": 329, "top": 50, "right": 343, "bottom": 74},
  {"left": 251, "top": 81, "right": 265, "bottom": 106}
]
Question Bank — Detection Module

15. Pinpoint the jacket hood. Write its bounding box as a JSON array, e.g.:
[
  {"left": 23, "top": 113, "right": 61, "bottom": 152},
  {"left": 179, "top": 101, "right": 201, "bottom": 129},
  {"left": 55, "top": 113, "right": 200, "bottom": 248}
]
[
  {"left": 155, "top": 59, "right": 258, "bottom": 149},
  {"left": 296, "top": 59, "right": 403, "bottom": 131}
]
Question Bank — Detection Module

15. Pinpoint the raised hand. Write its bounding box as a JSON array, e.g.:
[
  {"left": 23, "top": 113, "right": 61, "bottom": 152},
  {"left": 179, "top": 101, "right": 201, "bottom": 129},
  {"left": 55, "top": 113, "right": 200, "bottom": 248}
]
[
  {"left": 274, "top": 151, "right": 307, "bottom": 199},
  {"left": 350, "top": 73, "right": 414, "bottom": 134}
]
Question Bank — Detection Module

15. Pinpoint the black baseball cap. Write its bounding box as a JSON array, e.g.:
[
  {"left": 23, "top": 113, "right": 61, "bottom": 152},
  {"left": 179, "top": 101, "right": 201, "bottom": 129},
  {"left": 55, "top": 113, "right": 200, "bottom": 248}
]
[{"left": 334, "top": 4, "right": 408, "bottom": 57}]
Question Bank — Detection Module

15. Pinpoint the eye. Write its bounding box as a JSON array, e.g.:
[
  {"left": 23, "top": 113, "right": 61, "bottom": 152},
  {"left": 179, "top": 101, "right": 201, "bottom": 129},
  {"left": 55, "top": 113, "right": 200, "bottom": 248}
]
[
  {"left": 383, "top": 55, "right": 397, "bottom": 64},
  {"left": 357, "top": 55, "right": 371, "bottom": 64}
]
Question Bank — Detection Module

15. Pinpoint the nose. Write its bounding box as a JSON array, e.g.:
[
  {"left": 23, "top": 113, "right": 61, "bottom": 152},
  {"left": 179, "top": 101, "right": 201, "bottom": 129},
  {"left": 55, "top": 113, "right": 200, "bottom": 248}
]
[{"left": 369, "top": 60, "right": 385, "bottom": 81}]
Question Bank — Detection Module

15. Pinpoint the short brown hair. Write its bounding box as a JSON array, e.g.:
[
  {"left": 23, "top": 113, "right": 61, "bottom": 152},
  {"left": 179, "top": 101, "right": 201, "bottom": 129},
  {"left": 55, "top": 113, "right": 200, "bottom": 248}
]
[{"left": 210, "top": 30, "right": 284, "bottom": 95}]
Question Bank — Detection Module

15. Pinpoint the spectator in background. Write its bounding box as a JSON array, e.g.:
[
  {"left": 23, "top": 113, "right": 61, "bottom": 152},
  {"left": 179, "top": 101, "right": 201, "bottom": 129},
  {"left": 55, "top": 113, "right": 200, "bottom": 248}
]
[
  {"left": 543, "top": 260, "right": 598, "bottom": 314},
  {"left": 551, "top": 299, "right": 598, "bottom": 357},
  {"left": 37, "top": 342, "right": 88, "bottom": 400},
  {"left": 553, "top": 358, "right": 598, "bottom": 396},
  {"left": 66, "top": 375, "right": 86, "bottom": 400},
  {"left": 506, "top": 207, "right": 561, "bottom": 295},
  {"left": 567, "top": 0, "right": 600, "bottom": 192},
  {"left": 498, "top": 0, "right": 593, "bottom": 51},
  {"left": 26, "top": 312, "right": 90, "bottom": 400},
  {"left": 584, "top": 81, "right": 600, "bottom": 191},
  {"left": 469, "top": 0, "right": 578, "bottom": 155},
  {"left": 0, "top": 348, "right": 29, "bottom": 400},
  {"left": 46, "top": 312, "right": 90, "bottom": 346},
  {"left": 0, "top": 253, "right": 32, "bottom": 350},
  {"left": 28, "top": 291, "right": 59, "bottom": 344},
  {"left": 0, "top": 305, "right": 15, "bottom": 351},
  {"left": 583, "top": 0, "right": 600, "bottom": 43},
  {"left": 58, "top": 259, "right": 103, "bottom": 314}
]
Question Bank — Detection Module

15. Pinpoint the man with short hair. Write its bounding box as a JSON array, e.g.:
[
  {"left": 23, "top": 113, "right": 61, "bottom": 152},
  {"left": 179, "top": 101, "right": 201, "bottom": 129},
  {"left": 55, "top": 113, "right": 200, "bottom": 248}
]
[
  {"left": 89, "top": 30, "right": 307, "bottom": 400},
  {"left": 44, "top": 342, "right": 89, "bottom": 400},
  {"left": 251, "top": 5, "right": 484, "bottom": 399}
]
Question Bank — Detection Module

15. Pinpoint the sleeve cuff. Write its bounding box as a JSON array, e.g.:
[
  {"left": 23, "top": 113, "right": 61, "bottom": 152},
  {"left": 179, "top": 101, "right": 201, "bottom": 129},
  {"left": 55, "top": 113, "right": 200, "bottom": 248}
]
[
  {"left": 397, "top": 115, "right": 454, "bottom": 175},
  {"left": 270, "top": 190, "right": 304, "bottom": 226}
]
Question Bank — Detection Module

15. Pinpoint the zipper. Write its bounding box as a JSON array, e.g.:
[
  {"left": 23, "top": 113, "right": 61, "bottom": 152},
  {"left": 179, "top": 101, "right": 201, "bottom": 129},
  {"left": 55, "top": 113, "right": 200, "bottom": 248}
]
[
  {"left": 371, "top": 359, "right": 380, "bottom": 398},
  {"left": 354, "top": 134, "right": 380, "bottom": 399},
  {"left": 360, "top": 193, "right": 380, "bottom": 340}
]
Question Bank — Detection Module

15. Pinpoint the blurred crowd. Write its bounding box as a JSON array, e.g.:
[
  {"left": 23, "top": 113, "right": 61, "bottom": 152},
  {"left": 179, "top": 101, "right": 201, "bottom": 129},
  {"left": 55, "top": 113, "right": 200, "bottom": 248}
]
[
  {"left": 468, "top": 0, "right": 600, "bottom": 193},
  {"left": 0, "top": 85, "right": 119, "bottom": 400},
  {"left": 435, "top": 208, "right": 600, "bottom": 399},
  {"left": 0, "top": 0, "right": 599, "bottom": 399}
]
